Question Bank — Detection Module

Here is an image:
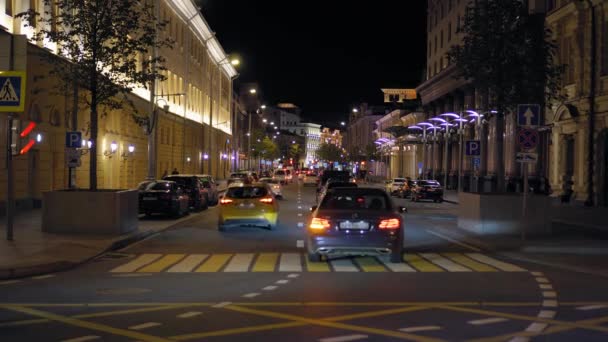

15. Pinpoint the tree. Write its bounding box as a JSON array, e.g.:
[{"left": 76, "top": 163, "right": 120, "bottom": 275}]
[
  {"left": 19, "top": 0, "right": 172, "bottom": 190},
  {"left": 316, "top": 143, "right": 343, "bottom": 163},
  {"left": 447, "top": 0, "right": 563, "bottom": 191},
  {"left": 288, "top": 143, "right": 300, "bottom": 160}
]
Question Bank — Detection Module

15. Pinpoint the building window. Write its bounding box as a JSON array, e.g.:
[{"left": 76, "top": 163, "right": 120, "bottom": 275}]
[
  {"left": 428, "top": 40, "right": 431, "bottom": 57},
  {"left": 546, "top": 0, "right": 555, "bottom": 12},
  {"left": 448, "top": 22, "right": 452, "bottom": 42},
  {"left": 440, "top": 30, "right": 444, "bottom": 48},
  {"left": 434, "top": 35, "right": 437, "bottom": 53},
  {"left": 6, "top": 0, "right": 13, "bottom": 16},
  {"left": 602, "top": 17, "right": 608, "bottom": 76}
]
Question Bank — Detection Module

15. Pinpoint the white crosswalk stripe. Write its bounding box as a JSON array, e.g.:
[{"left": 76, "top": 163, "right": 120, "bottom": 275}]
[
  {"left": 278, "top": 253, "right": 303, "bottom": 272},
  {"left": 377, "top": 256, "right": 416, "bottom": 272},
  {"left": 466, "top": 253, "right": 526, "bottom": 272},
  {"left": 224, "top": 253, "right": 254, "bottom": 272},
  {"left": 420, "top": 253, "right": 471, "bottom": 272},
  {"left": 110, "top": 254, "right": 162, "bottom": 273},
  {"left": 330, "top": 259, "right": 359, "bottom": 272},
  {"left": 167, "top": 254, "right": 208, "bottom": 273}
]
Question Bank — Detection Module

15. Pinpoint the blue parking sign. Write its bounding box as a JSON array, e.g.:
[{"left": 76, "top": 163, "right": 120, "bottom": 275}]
[
  {"left": 65, "top": 132, "right": 82, "bottom": 148},
  {"left": 466, "top": 141, "right": 481, "bottom": 156}
]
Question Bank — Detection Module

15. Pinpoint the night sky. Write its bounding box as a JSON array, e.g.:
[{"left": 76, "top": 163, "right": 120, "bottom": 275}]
[{"left": 201, "top": 1, "right": 427, "bottom": 124}]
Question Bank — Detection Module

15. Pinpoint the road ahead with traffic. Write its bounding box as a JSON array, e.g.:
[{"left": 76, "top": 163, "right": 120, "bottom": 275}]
[{"left": 1, "top": 181, "right": 607, "bottom": 341}]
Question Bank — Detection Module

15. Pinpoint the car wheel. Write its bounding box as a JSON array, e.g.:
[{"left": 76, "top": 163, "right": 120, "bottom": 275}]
[
  {"left": 390, "top": 248, "right": 404, "bottom": 263},
  {"left": 218, "top": 225, "right": 226, "bottom": 232},
  {"left": 307, "top": 251, "right": 322, "bottom": 262},
  {"left": 201, "top": 196, "right": 209, "bottom": 210},
  {"left": 438, "top": 198, "right": 444, "bottom": 203}
]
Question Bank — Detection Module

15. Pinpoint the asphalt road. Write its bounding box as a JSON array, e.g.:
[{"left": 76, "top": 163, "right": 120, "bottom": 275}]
[{"left": 1, "top": 182, "right": 608, "bottom": 341}]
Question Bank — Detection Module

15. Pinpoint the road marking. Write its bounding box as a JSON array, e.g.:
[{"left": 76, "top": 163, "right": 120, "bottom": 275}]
[
  {"left": 298, "top": 206, "right": 302, "bottom": 209},
  {"left": 330, "top": 259, "right": 359, "bottom": 272},
  {"left": 420, "top": 253, "right": 471, "bottom": 272},
  {"left": 296, "top": 240, "right": 305, "bottom": 248},
  {"left": 525, "top": 322, "right": 547, "bottom": 333},
  {"left": 224, "top": 253, "right": 254, "bottom": 272},
  {"left": 61, "top": 336, "right": 100, "bottom": 342},
  {"left": 542, "top": 300, "right": 558, "bottom": 307},
  {"left": 377, "top": 255, "right": 416, "bottom": 272},
  {"left": 442, "top": 253, "right": 497, "bottom": 272},
  {"left": 287, "top": 274, "right": 300, "bottom": 278},
  {"left": 535, "top": 277, "right": 549, "bottom": 283},
  {"left": 398, "top": 326, "right": 441, "bottom": 333},
  {"left": 110, "top": 254, "right": 162, "bottom": 273},
  {"left": 242, "top": 293, "right": 260, "bottom": 298},
  {"left": 129, "top": 322, "right": 161, "bottom": 330},
  {"left": 297, "top": 222, "right": 304, "bottom": 228},
  {"left": 576, "top": 305, "right": 608, "bottom": 311},
  {"left": 3, "top": 305, "right": 171, "bottom": 342},
  {"left": 263, "top": 286, "right": 278, "bottom": 291},
  {"left": 539, "top": 284, "right": 553, "bottom": 290},
  {"left": 212, "top": 302, "right": 232, "bottom": 308},
  {"left": 426, "top": 229, "right": 481, "bottom": 252},
  {"left": 538, "top": 310, "right": 556, "bottom": 319},
  {"left": 167, "top": 254, "right": 208, "bottom": 273},
  {"left": 177, "top": 311, "right": 202, "bottom": 318},
  {"left": 252, "top": 253, "right": 279, "bottom": 272},
  {"left": 298, "top": 213, "right": 303, "bottom": 217},
  {"left": 31, "top": 274, "right": 55, "bottom": 280},
  {"left": 468, "top": 317, "right": 509, "bottom": 325},
  {"left": 319, "top": 334, "right": 368, "bottom": 342},
  {"left": 306, "top": 258, "right": 331, "bottom": 272},
  {"left": 195, "top": 254, "right": 232, "bottom": 272},
  {"left": 276, "top": 280, "right": 289, "bottom": 284},
  {"left": 542, "top": 291, "right": 557, "bottom": 298},
  {"left": 403, "top": 254, "right": 443, "bottom": 272},
  {"left": 0, "top": 280, "right": 21, "bottom": 285},
  {"left": 279, "top": 253, "right": 302, "bottom": 272},
  {"left": 138, "top": 254, "right": 185, "bottom": 273},
  {"left": 466, "top": 253, "right": 526, "bottom": 272},
  {"left": 531, "top": 271, "right": 544, "bottom": 276},
  {"left": 355, "top": 257, "right": 386, "bottom": 272},
  {"left": 508, "top": 337, "right": 529, "bottom": 342}
]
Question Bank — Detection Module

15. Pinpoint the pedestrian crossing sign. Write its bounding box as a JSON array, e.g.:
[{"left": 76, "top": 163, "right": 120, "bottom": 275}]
[{"left": 0, "top": 71, "right": 26, "bottom": 112}]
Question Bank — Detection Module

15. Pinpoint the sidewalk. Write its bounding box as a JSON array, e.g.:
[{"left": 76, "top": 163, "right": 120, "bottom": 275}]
[{"left": 0, "top": 180, "right": 228, "bottom": 280}]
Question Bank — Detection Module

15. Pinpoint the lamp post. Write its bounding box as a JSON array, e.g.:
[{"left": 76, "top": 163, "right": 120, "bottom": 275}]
[{"left": 428, "top": 117, "right": 445, "bottom": 181}]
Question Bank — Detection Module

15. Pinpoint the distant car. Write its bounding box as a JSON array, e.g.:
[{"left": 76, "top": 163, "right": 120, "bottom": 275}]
[
  {"left": 306, "top": 187, "right": 406, "bottom": 263},
  {"left": 396, "top": 180, "right": 417, "bottom": 199},
  {"left": 139, "top": 180, "right": 190, "bottom": 217},
  {"left": 303, "top": 173, "right": 318, "bottom": 187},
  {"left": 386, "top": 178, "right": 407, "bottom": 195},
  {"left": 218, "top": 183, "right": 279, "bottom": 231},
  {"left": 195, "top": 174, "right": 220, "bottom": 206},
  {"left": 228, "top": 172, "right": 252, "bottom": 186},
  {"left": 259, "top": 177, "right": 283, "bottom": 199},
  {"left": 273, "top": 169, "right": 289, "bottom": 184},
  {"left": 411, "top": 180, "right": 444, "bottom": 202},
  {"left": 318, "top": 170, "right": 351, "bottom": 189},
  {"left": 317, "top": 179, "right": 358, "bottom": 203},
  {"left": 260, "top": 171, "right": 272, "bottom": 178},
  {"left": 163, "top": 175, "right": 208, "bottom": 211}
]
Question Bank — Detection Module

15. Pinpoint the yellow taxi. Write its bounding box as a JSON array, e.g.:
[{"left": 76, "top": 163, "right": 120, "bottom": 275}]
[{"left": 218, "top": 183, "right": 279, "bottom": 231}]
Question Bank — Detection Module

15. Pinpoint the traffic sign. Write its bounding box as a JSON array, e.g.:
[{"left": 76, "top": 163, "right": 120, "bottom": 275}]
[
  {"left": 65, "top": 148, "right": 81, "bottom": 168},
  {"left": 65, "top": 132, "right": 82, "bottom": 148},
  {"left": 465, "top": 140, "right": 481, "bottom": 156},
  {"left": 516, "top": 152, "right": 538, "bottom": 163},
  {"left": 517, "top": 128, "right": 539, "bottom": 150},
  {"left": 0, "top": 71, "right": 26, "bottom": 112},
  {"left": 517, "top": 104, "right": 540, "bottom": 127},
  {"left": 473, "top": 157, "right": 481, "bottom": 169}
]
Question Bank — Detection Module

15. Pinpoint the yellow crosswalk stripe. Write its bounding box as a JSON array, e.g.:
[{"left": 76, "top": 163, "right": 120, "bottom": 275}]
[
  {"left": 355, "top": 257, "right": 387, "bottom": 272},
  {"left": 195, "top": 254, "right": 232, "bottom": 272},
  {"left": 137, "top": 254, "right": 185, "bottom": 273},
  {"left": 442, "top": 253, "right": 498, "bottom": 272},
  {"left": 251, "top": 253, "right": 279, "bottom": 272},
  {"left": 404, "top": 254, "right": 443, "bottom": 272},
  {"left": 305, "top": 258, "right": 331, "bottom": 272}
]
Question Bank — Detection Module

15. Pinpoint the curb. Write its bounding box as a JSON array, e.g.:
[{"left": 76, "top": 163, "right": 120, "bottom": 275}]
[{"left": 0, "top": 211, "right": 204, "bottom": 280}]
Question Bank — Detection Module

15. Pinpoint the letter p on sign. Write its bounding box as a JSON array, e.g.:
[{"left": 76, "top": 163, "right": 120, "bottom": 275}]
[{"left": 66, "top": 132, "right": 82, "bottom": 148}]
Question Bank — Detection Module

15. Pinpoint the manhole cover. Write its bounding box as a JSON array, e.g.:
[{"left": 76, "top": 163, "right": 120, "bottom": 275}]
[{"left": 96, "top": 288, "right": 151, "bottom": 295}]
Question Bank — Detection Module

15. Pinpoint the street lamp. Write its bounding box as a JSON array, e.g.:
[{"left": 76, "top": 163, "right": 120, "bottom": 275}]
[
  {"left": 340, "top": 121, "right": 345, "bottom": 126},
  {"left": 249, "top": 88, "right": 257, "bottom": 94},
  {"left": 261, "top": 105, "right": 266, "bottom": 109},
  {"left": 352, "top": 108, "right": 358, "bottom": 113}
]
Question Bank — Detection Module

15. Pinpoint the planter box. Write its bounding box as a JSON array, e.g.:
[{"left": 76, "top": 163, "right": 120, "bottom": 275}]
[
  {"left": 458, "top": 192, "right": 552, "bottom": 236},
  {"left": 42, "top": 190, "right": 138, "bottom": 235}
]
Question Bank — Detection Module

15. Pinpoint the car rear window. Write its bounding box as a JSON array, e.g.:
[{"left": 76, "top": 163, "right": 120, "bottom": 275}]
[
  {"left": 226, "top": 186, "right": 269, "bottom": 198},
  {"left": 327, "top": 182, "right": 357, "bottom": 189},
  {"left": 260, "top": 178, "right": 279, "bottom": 184},
  {"left": 275, "top": 170, "right": 286, "bottom": 175},
  {"left": 419, "top": 181, "right": 440, "bottom": 186},
  {"left": 230, "top": 173, "right": 247, "bottom": 179},
  {"left": 320, "top": 190, "right": 390, "bottom": 210},
  {"left": 150, "top": 182, "right": 173, "bottom": 191},
  {"left": 165, "top": 176, "right": 195, "bottom": 187},
  {"left": 393, "top": 178, "right": 406, "bottom": 183}
]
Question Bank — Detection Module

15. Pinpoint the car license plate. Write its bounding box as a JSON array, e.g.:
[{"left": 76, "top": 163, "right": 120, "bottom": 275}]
[
  {"left": 143, "top": 197, "right": 156, "bottom": 201},
  {"left": 339, "top": 221, "right": 369, "bottom": 230},
  {"left": 239, "top": 203, "right": 255, "bottom": 209}
]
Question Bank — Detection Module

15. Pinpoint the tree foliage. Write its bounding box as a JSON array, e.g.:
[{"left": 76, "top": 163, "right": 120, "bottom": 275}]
[
  {"left": 316, "top": 143, "right": 343, "bottom": 163},
  {"left": 251, "top": 131, "right": 279, "bottom": 161},
  {"left": 19, "top": 0, "right": 172, "bottom": 190}
]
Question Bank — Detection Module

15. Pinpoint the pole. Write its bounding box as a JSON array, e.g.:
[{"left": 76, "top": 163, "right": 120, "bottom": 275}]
[
  {"left": 443, "top": 130, "right": 449, "bottom": 188},
  {"left": 421, "top": 128, "right": 427, "bottom": 178},
  {"left": 522, "top": 163, "right": 528, "bottom": 241},
  {"left": 248, "top": 111, "right": 252, "bottom": 170},
  {"left": 458, "top": 121, "right": 464, "bottom": 193},
  {"left": 207, "top": 68, "right": 214, "bottom": 175},
  {"left": 146, "top": 0, "right": 160, "bottom": 180},
  {"left": 6, "top": 116, "right": 14, "bottom": 241}
]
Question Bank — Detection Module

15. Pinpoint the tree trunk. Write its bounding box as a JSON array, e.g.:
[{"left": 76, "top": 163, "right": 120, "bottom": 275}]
[
  {"left": 495, "top": 111, "right": 505, "bottom": 192},
  {"left": 90, "top": 84, "right": 98, "bottom": 191}
]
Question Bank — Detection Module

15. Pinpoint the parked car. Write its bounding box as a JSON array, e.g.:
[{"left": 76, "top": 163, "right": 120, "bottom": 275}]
[
  {"left": 385, "top": 178, "right": 407, "bottom": 195},
  {"left": 396, "top": 179, "right": 418, "bottom": 199},
  {"left": 259, "top": 177, "right": 283, "bottom": 199},
  {"left": 411, "top": 180, "right": 444, "bottom": 202},
  {"left": 306, "top": 187, "right": 406, "bottom": 263},
  {"left": 195, "top": 174, "right": 220, "bottom": 206},
  {"left": 218, "top": 183, "right": 279, "bottom": 231},
  {"left": 139, "top": 180, "right": 190, "bottom": 217},
  {"left": 163, "top": 175, "right": 208, "bottom": 210}
]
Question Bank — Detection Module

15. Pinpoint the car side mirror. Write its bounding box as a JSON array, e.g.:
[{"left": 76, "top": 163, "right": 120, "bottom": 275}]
[
  {"left": 399, "top": 206, "right": 408, "bottom": 213},
  {"left": 310, "top": 205, "right": 317, "bottom": 212}
]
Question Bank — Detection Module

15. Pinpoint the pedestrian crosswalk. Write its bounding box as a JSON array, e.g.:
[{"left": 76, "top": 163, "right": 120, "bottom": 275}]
[{"left": 109, "top": 252, "right": 527, "bottom": 273}]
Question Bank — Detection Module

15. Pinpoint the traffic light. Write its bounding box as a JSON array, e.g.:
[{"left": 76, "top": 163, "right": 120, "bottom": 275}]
[{"left": 10, "top": 119, "right": 37, "bottom": 156}]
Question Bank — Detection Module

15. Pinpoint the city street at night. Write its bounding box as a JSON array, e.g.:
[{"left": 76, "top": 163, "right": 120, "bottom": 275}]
[{"left": 1, "top": 181, "right": 608, "bottom": 341}]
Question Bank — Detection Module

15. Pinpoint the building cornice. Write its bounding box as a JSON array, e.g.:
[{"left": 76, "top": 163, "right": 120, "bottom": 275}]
[
  {"left": 416, "top": 64, "right": 470, "bottom": 105},
  {"left": 546, "top": 2, "right": 579, "bottom": 24}
]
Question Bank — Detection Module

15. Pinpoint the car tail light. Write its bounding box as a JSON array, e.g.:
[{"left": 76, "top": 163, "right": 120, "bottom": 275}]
[
  {"left": 379, "top": 218, "right": 400, "bottom": 230},
  {"left": 309, "top": 218, "right": 331, "bottom": 231},
  {"left": 220, "top": 198, "right": 233, "bottom": 205},
  {"left": 259, "top": 197, "right": 273, "bottom": 204}
]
